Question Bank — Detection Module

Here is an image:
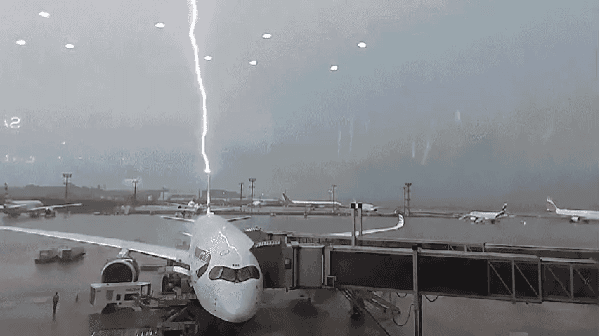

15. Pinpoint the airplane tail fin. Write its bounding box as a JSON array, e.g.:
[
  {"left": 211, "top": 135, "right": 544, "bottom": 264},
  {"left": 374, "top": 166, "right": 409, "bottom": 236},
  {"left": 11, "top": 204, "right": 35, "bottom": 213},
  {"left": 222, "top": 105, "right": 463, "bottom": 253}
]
[
  {"left": 546, "top": 198, "right": 558, "bottom": 212},
  {"left": 496, "top": 202, "right": 508, "bottom": 218},
  {"left": 281, "top": 193, "right": 291, "bottom": 204}
]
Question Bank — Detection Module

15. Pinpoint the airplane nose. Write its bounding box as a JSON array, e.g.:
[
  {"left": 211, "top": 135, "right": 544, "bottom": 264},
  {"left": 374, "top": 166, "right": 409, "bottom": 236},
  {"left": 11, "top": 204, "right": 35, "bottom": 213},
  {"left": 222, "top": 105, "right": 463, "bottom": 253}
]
[{"left": 217, "top": 284, "right": 260, "bottom": 323}]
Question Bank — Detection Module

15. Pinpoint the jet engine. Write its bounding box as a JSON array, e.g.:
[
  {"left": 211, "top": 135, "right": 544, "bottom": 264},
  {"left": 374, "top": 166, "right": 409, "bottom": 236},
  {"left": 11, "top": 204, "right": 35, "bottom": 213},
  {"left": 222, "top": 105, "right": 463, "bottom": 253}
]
[
  {"left": 44, "top": 208, "right": 56, "bottom": 217},
  {"left": 100, "top": 249, "right": 140, "bottom": 283}
]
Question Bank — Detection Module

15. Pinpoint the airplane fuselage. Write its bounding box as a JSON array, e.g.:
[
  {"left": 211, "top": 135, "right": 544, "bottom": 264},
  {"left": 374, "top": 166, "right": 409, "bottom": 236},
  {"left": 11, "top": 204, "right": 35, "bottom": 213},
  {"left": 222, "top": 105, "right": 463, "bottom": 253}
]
[
  {"left": 187, "top": 214, "right": 263, "bottom": 323},
  {"left": 555, "top": 209, "right": 599, "bottom": 221},
  {"left": 2, "top": 200, "right": 44, "bottom": 217},
  {"left": 546, "top": 198, "right": 599, "bottom": 222},
  {"left": 468, "top": 211, "right": 500, "bottom": 219},
  {"left": 287, "top": 200, "right": 342, "bottom": 208}
]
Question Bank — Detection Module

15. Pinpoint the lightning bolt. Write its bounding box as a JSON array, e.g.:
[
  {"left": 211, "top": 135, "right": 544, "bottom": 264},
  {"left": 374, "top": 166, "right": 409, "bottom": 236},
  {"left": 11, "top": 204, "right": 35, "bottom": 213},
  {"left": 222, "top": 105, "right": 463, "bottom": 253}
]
[{"left": 188, "top": 0, "right": 210, "bottom": 175}]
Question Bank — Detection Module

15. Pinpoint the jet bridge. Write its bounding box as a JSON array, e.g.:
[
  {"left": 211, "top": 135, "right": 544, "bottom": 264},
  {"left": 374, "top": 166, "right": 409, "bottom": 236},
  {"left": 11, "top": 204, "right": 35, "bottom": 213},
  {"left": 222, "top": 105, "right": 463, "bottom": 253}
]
[
  {"left": 245, "top": 220, "right": 598, "bottom": 336},
  {"left": 248, "top": 232, "right": 598, "bottom": 304}
]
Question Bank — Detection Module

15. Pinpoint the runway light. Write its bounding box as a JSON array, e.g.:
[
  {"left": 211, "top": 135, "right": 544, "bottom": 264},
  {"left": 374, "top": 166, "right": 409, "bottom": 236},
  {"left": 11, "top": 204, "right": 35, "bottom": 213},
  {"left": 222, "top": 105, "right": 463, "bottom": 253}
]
[
  {"left": 357, "top": 41, "right": 366, "bottom": 48},
  {"left": 330, "top": 65, "right": 338, "bottom": 71},
  {"left": 65, "top": 44, "right": 75, "bottom": 49},
  {"left": 16, "top": 40, "right": 26, "bottom": 46},
  {"left": 155, "top": 22, "right": 165, "bottom": 28},
  {"left": 249, "top": 60, "right": 257, "bottom": 66},
  {"left": 262, "top": 33, "right": 271, "bottom": 39},
  {"left": 204, "top": 55, "right": 212, "bottom": 61},
  {"left": 39, "top": 12, "right": 50, "bottom": 18}
]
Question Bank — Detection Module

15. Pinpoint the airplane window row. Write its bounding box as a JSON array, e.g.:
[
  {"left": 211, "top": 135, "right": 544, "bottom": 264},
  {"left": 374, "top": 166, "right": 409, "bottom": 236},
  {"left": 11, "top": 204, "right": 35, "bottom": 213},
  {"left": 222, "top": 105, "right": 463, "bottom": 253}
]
[{"left": 208, "top": 265, "right": 260, "bottom": 283}]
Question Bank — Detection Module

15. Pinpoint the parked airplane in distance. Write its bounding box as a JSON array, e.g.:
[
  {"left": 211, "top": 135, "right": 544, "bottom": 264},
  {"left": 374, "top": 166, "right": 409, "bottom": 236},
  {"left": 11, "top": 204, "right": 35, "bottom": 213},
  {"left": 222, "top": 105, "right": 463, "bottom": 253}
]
[
  {"left": 352, "top": 202, "right": 379, "bottom": 212},
  {"left": 458, "top": 203, "right": 508, "bottom": 224},
  {"left": 248, "top": 198, "right": 283, "bottom": 207},
  {"left": 546, "top": 198, "right": 599, "bottom": 223},
  {"left": 173, "top": 200, "right": 202, "bottom": 218},
  {"left": 1, "top": 199, "right": 82, "bottom": 218},
  {"left": 282, "top": 192, "right": 342, "bottom": 209}
]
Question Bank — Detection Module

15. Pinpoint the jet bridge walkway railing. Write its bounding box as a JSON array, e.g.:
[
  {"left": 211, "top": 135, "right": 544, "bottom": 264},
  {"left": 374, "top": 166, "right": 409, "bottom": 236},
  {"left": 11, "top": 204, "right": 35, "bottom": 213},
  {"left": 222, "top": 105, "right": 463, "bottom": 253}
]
[{"left": 246, "top": 229, "right": 598, "bottom": 305}]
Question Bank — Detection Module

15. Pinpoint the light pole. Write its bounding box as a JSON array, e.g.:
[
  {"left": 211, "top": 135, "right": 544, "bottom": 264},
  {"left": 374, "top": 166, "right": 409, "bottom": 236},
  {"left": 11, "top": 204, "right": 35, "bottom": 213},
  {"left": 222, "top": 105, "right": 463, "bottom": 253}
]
[
  {"left": 239, "top": 183, "right": 244, "bottom": 201},
  {"left": 404, "top": 183, "right": 412, "bottom": 216},
  {"left": 132, "top": 179, "right": 139, "bottom": 204},
  {"left": 62, "top": 173, "right": 72, "bottom": 201},
  {"left": 331, "top": 184, "right": 337, "bottom": 212},
  {"left": 248, "top": 178, "right": 256, "bottom": 200}
]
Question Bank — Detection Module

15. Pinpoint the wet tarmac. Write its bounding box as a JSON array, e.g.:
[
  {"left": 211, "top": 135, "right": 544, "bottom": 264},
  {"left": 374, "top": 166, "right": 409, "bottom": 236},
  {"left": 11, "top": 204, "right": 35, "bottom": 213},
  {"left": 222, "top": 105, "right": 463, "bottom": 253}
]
[{"left": 0, "top": 213, "right": 597, "bottom": 335}]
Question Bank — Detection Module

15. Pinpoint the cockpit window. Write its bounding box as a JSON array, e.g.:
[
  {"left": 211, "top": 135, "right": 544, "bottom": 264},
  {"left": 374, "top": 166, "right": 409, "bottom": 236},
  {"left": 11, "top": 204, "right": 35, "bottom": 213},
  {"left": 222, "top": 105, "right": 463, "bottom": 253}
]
[
  {"left": 194, "top": 247, "right": 211, "bottom": 264},
  {"left": 196, "top": 263, "right": 209, "bottom": 278},
  {"left": 238, "top": 266, "right": 261, "bottom": 282},
  {"left": 208, "top": 265, "right": 260, "bottom": 283}
]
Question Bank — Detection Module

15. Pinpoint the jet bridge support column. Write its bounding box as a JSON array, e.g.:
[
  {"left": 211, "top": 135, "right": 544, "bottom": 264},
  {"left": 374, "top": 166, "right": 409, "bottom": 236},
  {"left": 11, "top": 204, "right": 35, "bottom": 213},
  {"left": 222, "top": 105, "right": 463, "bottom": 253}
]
[
  {"left": 413, "top": 244, "right": 422, "bottom": 336},
  {"left": 351, "top": 203, "right": 357, "bottom": 246},
  {"left": 358, "top": 205, "right": 363, "bottom": 237},
  {"left": 350, "top": 203, "right": 363, "bottom": 246}
]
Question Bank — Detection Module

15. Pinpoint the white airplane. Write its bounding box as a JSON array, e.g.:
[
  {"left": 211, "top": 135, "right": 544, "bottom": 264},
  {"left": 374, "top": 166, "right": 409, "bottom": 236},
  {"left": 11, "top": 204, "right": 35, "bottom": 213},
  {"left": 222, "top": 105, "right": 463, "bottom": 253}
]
[
  {"left": 173, "top": 200, "right": 202, "bottom": 218},
  {"left": 0, "top": 209, "right": 263, "bottom": 324},
  {"left": 1, "top": 199, "right": 82, "bottom": 218},
  {"left": 349, "top": 202, "right": 379, "bottom": 212},
  {"left": 282, "top": 192, "right": 342, "bottom": 209},
  {"left": 248, "top": 198, "right": 283, "bottom": 207},
  {"left": 546, "top": 198, "right": 599, "bottom": 223},
  {"left": 458, "top": 203, "right": 508, "bottom": 224}
]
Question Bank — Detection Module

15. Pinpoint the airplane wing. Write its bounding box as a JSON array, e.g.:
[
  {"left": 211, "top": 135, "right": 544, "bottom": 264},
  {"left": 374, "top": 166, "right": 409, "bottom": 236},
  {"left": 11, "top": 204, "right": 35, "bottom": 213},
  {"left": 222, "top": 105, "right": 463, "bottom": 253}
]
[
  {"left": 328, "top": 216, "right": 404, "bottom": 236},
  {"left": 227, "top": 216, "right": 251, "bottom": 222},
  {"left": 161, "top": 216, "right": 195, "bottom": 223},
  {"left": 29, "top": 203, "right": 83, "bottom": 212},
  {"left": 0, "top": 226, "right": 189, "bottom": 263},
  {"left": 161, "top": 215, "right": 251, "bottom": 223}
]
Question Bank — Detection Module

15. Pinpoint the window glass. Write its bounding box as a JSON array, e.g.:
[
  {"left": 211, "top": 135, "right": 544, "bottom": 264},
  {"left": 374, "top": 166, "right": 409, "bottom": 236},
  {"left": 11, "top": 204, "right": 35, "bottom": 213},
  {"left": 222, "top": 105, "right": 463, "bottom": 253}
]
[
  {"left": 209, "top": 265, "right": 260, "bottom": 283},
  {"left": 196, "top": 263, "right": 209, "bottom": 278},
  {"left": 124, "top": 294, "right": 136, "bottom": 301},
  {"left": 209, "top": 266, "right": 223, "bottom": 280},
  {"left": 221, "top": 267, "right": 237, "bottom": 282},
  {"left": 248, "top": 266, "right": 260, "bottom": 280},
  {"left": 238, "top": 267, "right": 251, "bottom": 282}
]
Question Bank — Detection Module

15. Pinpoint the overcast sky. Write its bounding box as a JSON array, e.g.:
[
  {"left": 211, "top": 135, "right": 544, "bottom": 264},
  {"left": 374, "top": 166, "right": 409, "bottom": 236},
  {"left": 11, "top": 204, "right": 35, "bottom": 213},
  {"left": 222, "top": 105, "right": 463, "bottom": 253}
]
[{"left": 0, "top": 0, "right": 597, "bottom": 209}]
